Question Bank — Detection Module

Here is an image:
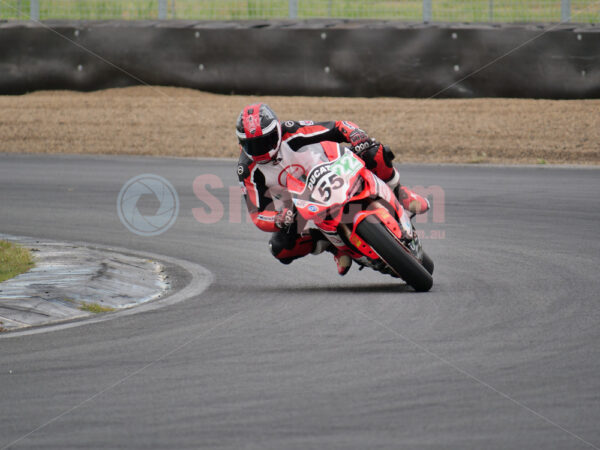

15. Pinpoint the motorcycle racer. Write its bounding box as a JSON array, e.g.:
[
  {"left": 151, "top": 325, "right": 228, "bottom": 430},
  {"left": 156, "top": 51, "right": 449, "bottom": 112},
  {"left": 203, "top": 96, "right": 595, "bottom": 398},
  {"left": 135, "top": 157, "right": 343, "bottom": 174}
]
[{"left": 236, "top": 103, "right": 430, "bottom": 275}]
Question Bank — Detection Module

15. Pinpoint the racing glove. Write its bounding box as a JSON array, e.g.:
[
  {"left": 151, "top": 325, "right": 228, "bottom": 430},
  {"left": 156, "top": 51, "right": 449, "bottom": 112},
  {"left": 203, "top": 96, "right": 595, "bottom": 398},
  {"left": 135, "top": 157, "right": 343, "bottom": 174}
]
[
  {"left": 275, "top": 207, "right": 296, "bottom": 231},
  {"left": 352, "top": 138, "right": 381, "bottom": 158},
  {"left": 348, "top": 129, "right": 370, "bottom": 147}
]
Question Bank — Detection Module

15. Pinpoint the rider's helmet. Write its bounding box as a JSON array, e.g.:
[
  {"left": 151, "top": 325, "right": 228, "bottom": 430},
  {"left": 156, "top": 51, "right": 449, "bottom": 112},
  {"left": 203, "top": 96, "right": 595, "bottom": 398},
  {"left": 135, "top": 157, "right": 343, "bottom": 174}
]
[{"left": 236, "top": 103, "right": 282, "bottom": 164}]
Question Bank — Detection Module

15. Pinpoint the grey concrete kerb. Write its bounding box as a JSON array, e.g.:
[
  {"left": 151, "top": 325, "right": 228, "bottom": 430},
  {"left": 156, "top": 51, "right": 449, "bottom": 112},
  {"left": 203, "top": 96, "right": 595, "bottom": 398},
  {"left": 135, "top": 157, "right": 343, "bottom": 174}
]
[{"left": 0, "top": 234, "right": 213, "bottom": 336}]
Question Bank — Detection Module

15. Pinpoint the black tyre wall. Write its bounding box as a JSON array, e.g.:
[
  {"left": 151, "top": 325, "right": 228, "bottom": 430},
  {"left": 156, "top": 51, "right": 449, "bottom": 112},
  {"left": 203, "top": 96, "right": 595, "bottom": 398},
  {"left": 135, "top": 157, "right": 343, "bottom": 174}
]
[{"left": 1, "top": 21, "right": 599, "bottom": 97}]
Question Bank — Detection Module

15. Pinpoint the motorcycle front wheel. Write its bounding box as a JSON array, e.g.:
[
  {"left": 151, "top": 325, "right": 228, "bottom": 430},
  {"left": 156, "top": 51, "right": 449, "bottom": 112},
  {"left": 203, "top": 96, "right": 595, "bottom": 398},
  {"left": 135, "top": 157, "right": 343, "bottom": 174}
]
[{"left": 356, "top": 216, "right": 433, "bottom": 292}]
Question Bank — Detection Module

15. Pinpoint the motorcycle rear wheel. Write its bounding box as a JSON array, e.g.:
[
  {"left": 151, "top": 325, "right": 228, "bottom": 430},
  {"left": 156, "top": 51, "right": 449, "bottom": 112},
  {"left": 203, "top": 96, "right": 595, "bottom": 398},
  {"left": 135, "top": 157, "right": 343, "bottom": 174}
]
[{"left": 356, "top": 217, "right": 433, "bottom": 292}]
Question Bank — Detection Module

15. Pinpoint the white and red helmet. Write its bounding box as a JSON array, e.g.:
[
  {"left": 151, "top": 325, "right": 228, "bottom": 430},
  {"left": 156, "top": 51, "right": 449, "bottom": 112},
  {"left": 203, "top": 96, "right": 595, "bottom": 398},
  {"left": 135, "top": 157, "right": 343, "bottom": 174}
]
[{"left": 236, "top": 103, "right": 282, "bottom": 163}]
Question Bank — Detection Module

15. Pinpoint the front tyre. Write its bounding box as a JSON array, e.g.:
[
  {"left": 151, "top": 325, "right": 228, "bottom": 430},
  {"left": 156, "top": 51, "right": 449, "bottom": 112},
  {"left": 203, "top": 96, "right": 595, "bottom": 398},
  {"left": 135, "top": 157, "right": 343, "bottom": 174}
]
[
  {"left": 421, "top": 251, "right": 434, "bottom": 275},
  {"left": 356, "top": 217, "right": 433, "bottom": 292}
]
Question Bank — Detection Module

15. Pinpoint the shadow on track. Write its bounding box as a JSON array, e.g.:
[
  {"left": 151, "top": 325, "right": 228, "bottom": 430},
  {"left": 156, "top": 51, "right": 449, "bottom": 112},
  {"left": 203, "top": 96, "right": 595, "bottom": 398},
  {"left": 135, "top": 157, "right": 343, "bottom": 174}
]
[{"left": 245, "top": 283, "right": 415, "bottom": 294}]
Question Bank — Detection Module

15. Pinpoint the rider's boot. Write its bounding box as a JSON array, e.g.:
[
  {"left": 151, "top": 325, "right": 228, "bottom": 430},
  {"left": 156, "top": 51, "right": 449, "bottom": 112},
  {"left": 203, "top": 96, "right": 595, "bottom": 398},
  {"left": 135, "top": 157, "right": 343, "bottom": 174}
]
[
  {"left": 312, "top": 236, "right": 352, "bottom": 276},
  {"left": 334, "top": 251, "right": 352, "bottom": 276},
  {"left": 385, "top": 169, "right": 430, "bottom": 215}
]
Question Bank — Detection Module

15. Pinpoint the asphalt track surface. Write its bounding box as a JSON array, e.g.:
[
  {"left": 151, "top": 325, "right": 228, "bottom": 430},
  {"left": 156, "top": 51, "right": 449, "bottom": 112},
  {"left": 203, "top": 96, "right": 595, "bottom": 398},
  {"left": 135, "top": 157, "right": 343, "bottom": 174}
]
[{"left": 1, "top": 153, "right": 599, "bottom": 449}]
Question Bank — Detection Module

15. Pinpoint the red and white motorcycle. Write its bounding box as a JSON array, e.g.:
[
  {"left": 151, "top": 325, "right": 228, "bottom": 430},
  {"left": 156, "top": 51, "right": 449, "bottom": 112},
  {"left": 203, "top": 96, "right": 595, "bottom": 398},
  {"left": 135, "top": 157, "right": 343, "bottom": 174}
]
[{"left": 286, "top": 142, "right": 434, "bottom": 292}]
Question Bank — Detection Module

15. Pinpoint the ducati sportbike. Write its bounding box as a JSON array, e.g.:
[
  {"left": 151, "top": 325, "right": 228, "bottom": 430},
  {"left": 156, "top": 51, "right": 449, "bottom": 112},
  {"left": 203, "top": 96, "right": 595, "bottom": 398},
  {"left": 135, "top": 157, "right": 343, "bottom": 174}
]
[{"left": 285, "top": 142, "right": 434, "bottom": 292}]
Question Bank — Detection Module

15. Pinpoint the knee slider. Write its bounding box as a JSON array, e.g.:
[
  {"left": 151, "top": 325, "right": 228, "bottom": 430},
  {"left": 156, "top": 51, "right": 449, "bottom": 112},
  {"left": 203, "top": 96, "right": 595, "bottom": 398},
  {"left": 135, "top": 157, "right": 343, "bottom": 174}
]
[
  {"left": 269, "top": 231, "right": 296, "bottom": 258},
  {"left": 269, "top": 236, "right": 284, "bottom": 257}
]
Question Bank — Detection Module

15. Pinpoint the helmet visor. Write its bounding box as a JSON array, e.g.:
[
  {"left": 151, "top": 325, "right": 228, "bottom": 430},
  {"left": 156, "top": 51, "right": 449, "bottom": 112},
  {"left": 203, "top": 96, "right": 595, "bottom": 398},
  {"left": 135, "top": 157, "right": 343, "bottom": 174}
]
[{"left": 240, "top": 130, "right": 280, "bottom": 157}]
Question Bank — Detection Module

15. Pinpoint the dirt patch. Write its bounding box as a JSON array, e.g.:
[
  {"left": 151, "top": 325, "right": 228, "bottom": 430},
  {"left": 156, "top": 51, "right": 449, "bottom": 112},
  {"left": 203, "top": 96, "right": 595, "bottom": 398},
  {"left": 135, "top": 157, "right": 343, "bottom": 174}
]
[{"left": 1, "top": 86, "right": 598, "bottom": 164}]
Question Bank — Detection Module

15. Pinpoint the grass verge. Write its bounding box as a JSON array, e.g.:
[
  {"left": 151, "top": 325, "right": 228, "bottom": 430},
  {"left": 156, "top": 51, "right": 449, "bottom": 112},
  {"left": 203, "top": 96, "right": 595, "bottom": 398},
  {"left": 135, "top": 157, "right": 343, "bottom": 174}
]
[
  {"left": 0, "top": 240, "right": 35, "bottom": 283},
  {"left": 79, "top": 302, "right": 116, "bottom": 313},
  {"left": 0, "top": 0, "right": 598, "bottom": 22}
]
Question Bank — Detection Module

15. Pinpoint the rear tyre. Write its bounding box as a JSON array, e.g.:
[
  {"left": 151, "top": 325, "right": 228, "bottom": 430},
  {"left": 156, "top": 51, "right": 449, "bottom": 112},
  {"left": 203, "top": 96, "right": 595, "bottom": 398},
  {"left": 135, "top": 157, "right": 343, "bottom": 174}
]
[{"left": 356, "top": 217, "right": 433, "bottom": 292}]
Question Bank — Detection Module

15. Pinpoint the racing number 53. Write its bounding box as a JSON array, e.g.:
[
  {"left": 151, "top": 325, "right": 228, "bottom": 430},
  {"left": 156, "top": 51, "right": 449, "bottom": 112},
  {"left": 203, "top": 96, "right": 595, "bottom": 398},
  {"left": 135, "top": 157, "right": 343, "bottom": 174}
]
[{"left": 312, "top": 173, "right": 343, "bottom": 203}]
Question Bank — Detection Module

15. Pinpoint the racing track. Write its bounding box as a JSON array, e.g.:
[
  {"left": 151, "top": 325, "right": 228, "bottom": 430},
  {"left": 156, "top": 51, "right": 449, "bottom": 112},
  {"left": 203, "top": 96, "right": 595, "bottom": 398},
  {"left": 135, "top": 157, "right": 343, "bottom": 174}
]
[{"left": 1, "top": 153, "right": 599, "bottom": 449}]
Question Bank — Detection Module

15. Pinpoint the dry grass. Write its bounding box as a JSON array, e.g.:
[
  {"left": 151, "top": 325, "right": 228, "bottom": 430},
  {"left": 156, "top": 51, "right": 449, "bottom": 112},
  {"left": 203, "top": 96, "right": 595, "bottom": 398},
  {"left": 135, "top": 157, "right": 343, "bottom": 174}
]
[{"left": 0, "top": 86, "right": 598, "bottom": 164}]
